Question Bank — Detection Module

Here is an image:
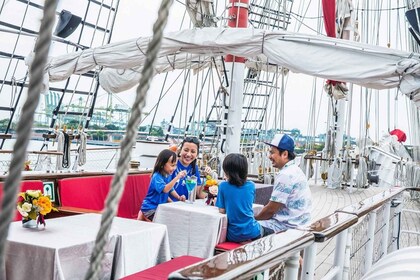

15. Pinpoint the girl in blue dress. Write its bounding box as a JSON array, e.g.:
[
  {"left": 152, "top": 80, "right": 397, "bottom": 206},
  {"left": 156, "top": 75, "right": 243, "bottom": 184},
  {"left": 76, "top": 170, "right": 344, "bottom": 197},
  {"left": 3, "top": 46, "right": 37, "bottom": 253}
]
[
  {"left": 138, "top": 149, "right": 186, "bottom": 221},
  {"left": 216, "top": 153, "right": 274, "bottom": 242}
]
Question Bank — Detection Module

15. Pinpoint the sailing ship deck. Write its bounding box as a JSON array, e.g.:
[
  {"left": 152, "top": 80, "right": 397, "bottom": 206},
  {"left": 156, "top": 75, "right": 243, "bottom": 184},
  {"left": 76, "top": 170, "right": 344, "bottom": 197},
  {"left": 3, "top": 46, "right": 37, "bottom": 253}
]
[{"left": 310, "top": 183, "right": 420, "bottom": 279}]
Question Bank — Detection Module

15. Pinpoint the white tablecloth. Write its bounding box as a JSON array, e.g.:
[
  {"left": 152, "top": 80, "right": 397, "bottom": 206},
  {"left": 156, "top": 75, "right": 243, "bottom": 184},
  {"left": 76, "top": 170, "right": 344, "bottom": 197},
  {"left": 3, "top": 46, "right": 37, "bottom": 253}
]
[
  {"left": 6, "top": 213, "right": 170, "bottom": 280},
  {"left": 154, "top": 200, "right": 262, "bottom": 258}
]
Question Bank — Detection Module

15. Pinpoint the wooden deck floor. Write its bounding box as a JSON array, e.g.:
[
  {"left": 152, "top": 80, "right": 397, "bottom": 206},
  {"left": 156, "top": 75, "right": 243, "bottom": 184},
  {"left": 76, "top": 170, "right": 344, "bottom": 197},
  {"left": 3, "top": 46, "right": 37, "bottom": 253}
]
[{"left": 309, "top": 183, "right": 420, "bottom": 279}]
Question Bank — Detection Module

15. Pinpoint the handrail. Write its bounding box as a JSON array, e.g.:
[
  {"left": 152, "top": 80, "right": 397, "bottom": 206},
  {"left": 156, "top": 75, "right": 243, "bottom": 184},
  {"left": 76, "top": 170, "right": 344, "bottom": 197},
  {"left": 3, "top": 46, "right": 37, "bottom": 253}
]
[
  {"left": 0, "top": 147, "right": 121, "bottom": 154},
  {"left": 0, "top": 149, "right": 63, "bottom": 155},
  {"left": 337, "top": 187, "right": 404, "bottom": 217},
  {"left": 169, "top": 229, "right": 314, "bottom": 279},
  {"left": 303, "top": 212, "right": 358, "bottom": 242},
  {"left": 168, "top": 187, "right": 414, "bottom": 279}
]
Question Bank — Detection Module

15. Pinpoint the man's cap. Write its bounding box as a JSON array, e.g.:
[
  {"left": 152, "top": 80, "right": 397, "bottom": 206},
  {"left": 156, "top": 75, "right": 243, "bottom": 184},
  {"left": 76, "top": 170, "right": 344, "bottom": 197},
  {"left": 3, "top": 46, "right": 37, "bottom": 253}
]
[{"left": 265, "top": 134, "right": 295, "bottom": 153}]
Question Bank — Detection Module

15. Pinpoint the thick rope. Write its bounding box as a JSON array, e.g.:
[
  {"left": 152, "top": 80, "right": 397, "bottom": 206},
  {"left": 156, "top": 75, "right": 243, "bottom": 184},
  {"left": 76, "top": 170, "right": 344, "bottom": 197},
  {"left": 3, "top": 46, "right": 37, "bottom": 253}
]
[
  {"left": 56, "top": 130, "right": 64, "bottom": 169},
  {"left": 0, "top": 0, "right": 57, "bottom": 277},
  {"left": 84, "top": 0, "right": 174, "bottom": 279},
  {"left": 78, "top": 131, "right": 87, "bottom": 166}
]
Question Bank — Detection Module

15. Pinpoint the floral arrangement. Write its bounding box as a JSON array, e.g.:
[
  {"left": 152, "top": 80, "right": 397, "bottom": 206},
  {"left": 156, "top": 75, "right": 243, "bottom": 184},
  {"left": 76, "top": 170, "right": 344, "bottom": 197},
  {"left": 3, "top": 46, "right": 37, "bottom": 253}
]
[
  {"left": 203, "top": 175, "right": 218, "bottom": 206},
  {"left": 17, "top": 190, "right": 57, "bottom": 226}
]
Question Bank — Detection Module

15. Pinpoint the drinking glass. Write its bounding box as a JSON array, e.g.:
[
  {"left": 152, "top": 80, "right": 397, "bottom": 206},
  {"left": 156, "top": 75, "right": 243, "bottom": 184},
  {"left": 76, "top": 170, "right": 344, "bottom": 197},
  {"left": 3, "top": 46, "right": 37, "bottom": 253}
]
[{"left": 185, "top": 175, "right": 197, "bottom": 203}]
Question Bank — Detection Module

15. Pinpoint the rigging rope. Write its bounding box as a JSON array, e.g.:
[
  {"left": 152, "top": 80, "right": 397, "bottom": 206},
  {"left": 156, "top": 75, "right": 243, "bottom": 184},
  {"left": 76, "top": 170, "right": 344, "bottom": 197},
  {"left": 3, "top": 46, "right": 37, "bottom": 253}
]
[
  {"left": 56, "top": 130, "right": 64, "bottom": 169},
  {"left": 328, "top": 157, "right": 343, "bottom": 189},
  {"left": 0, "top": 0, "right": 57, "bottom": 277},
  {"left": 84, "top": 0, "right": 174, "bottom": 279},
  {"left": 62, "top": 131, "right": 71, "bottom": 169},
  {"left": 356, "top": 156, "right": 368, "bottom": 188},
  {"left": 78, "top": 130, "right": 87, "bottom": 166}
]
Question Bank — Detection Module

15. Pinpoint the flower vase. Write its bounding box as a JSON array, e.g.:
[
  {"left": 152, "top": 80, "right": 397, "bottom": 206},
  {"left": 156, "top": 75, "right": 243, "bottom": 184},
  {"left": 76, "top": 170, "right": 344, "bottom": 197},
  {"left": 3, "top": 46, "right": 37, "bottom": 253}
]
[{"left": 22, "top": 217, "right": 38, "bottom": 229}]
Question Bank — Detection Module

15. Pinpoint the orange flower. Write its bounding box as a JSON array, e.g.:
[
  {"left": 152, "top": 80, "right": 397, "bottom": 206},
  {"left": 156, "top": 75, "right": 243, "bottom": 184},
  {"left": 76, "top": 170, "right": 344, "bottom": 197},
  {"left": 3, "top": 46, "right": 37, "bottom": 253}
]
[
  {"left": 33, "top": 196, "right": 56, "bottom": 215},
  {"left": 205, "top": 179, "right": 218, "bottom": 186}
]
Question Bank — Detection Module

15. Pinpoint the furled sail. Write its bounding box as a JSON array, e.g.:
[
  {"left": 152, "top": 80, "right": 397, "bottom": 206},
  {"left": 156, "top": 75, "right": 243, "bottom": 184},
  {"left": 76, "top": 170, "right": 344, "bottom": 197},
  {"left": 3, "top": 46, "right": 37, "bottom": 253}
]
[{"left": 33, "top": 28, "right": 420, "bottom": 106}]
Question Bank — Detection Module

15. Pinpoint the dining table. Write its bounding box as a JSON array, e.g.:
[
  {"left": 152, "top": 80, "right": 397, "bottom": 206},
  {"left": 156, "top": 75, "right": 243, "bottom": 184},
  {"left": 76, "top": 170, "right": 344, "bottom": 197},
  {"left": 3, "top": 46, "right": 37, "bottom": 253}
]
[
  {"left": 5, "top": 213, "right": 171, "bottom": 280},
  {"left": 154, "top": 199, "right": 263, "bottom": 259}
]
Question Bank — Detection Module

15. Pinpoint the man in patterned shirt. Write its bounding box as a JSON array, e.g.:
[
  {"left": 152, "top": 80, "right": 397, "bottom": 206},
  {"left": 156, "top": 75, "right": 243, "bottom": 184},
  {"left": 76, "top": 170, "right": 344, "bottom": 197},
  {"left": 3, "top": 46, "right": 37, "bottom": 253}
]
[{"left": 255, "top": 134, "right": 312, "bottom": 232}]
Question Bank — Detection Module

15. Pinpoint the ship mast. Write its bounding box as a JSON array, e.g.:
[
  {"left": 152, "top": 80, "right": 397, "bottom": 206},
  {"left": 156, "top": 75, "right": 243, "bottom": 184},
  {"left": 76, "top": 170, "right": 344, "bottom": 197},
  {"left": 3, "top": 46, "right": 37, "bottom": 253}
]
[{"left": 223, "top": 0, "right": 249, "bottom": 155}]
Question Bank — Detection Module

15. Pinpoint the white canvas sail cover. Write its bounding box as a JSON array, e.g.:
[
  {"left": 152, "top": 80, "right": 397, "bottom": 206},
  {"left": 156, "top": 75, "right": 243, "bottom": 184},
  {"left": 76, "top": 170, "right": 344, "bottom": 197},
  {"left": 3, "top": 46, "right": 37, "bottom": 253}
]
[{"left": 34, "top": 28, "right": 420, "bottom": 107}]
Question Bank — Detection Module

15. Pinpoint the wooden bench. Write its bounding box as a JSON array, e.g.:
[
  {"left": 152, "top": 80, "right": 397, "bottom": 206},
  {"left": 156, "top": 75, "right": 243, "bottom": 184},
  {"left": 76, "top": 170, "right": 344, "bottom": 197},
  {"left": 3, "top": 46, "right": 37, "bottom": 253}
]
[
  {"left": 120, "top": 255, "right": 204, "bottom": 280},
  {"left": 56, "top": 173, "right": 151, "bottom": 219}
]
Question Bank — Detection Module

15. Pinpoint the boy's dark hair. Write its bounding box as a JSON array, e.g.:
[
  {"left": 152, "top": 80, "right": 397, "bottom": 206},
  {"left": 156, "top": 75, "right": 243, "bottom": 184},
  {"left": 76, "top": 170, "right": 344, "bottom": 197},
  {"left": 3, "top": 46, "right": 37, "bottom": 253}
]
[
  {"left": 153, "top": 149, "right": 177, "bottom": 175},
  {"left": 179, "top": 136, "right": 200, "bottom": 174},
  {"left": 222, "top": 153, "right": 248, "bottom": 186},
  {"left": 279, "top": 148, "right": 296, "bottom": 160}
]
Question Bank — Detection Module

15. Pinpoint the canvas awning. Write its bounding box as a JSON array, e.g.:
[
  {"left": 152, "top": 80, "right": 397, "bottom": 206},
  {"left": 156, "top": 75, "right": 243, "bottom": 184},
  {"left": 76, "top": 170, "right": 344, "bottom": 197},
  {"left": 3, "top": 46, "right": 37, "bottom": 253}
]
[{"left": 33, "top": 28, "right": 420, "bottom": 107}]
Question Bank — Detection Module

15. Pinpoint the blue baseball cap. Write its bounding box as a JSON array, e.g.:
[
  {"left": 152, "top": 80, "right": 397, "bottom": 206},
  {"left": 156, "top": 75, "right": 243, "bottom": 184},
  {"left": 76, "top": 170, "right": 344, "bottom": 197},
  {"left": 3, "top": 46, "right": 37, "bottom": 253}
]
[{"left": 265, "top": 134, "right": 295, "bottom": 153}]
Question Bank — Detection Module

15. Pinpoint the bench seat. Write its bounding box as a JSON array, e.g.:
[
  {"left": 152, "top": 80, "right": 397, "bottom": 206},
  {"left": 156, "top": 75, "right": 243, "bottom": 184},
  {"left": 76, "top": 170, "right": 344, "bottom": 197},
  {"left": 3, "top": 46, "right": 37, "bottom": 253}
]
[
  {"left": 57, "top": 173, "right": 151, "bottom": 219},
  {"left": 214, "top": 241, "right": 247, "bottom": 255},
  {"left": 121, "top": 255, "right": 204, "bottom": 280}
]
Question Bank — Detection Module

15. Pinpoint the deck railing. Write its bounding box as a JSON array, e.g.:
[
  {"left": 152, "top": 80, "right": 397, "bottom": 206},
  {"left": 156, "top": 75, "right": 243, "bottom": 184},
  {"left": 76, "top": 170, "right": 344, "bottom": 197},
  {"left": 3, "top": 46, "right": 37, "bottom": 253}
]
[
  {"left": 0, "top": 147, "right": 122, "bottom": 172},
  {"left": 169, "top": 187, "right": 419, "bottom": 280}
]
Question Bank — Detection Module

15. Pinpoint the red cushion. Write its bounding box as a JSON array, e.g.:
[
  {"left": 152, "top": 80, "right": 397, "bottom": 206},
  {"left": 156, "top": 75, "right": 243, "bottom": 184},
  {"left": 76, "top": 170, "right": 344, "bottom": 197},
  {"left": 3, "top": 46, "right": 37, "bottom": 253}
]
[
  {"left": 121, "top": 255, "right": 204, "bottom": 280},
  {"left": 0, "top": 180, "right": 44, "bottom": 221},
  {"left": 58, "top": 175, "right": 112, "bottom": 211},
  {"left": 58, "top": 174, "right": 151, "bottom": 219},
  {"left": 118, "top": 174, "right": 150, "bottom": 219},
  {"left": 215, "top": 241, "right": 243, "bottom": 251}
]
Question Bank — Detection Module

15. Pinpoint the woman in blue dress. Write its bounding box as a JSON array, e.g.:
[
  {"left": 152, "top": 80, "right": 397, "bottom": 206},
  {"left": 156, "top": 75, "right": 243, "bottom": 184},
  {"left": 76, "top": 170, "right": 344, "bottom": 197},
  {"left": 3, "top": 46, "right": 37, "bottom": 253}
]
[{"left": 169, "top": 137, "right": 212, "bottom": 201}]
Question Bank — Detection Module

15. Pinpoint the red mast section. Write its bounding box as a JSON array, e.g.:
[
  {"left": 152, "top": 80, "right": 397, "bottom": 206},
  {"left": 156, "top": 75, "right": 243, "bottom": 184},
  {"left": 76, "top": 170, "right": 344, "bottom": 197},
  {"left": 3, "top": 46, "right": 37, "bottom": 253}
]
[{"left": 225, "top": 0, "right": 248, "bottom": 63}]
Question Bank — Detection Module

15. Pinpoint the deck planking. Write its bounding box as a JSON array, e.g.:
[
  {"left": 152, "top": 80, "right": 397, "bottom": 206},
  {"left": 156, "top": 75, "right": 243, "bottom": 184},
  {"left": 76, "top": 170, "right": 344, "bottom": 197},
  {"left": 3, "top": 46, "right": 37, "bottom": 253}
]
[{"left": 309, "top": 183, "right": 420, "bottom": 279}]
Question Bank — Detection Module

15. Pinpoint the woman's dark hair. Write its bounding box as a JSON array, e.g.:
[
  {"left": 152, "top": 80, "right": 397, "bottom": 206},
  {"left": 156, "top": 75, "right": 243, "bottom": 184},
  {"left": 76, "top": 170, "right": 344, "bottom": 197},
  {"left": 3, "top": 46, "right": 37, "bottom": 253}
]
[
  {"left": 222, "top": 153, "right": 248, "bottom": 186},
  {"left": 153, "top": 149, "right": 177, "bottom": 175},
  {"left": 179, "top": 136, "right": 200, "bottom": 174}
]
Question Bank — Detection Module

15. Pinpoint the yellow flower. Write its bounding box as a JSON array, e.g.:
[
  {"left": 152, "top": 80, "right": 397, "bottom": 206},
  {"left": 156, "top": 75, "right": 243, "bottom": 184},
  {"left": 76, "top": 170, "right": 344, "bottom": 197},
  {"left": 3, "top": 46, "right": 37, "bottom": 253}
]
[
  {"left": 34, "top": 196, "right": 54, "bottom": 215},
  {"left": 206, "top": 179, "right": 218, "bottom": 186}
]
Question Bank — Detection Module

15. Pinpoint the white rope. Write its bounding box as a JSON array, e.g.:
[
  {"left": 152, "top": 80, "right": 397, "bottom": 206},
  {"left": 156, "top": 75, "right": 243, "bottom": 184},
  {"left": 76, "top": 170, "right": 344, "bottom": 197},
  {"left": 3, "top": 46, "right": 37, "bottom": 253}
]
[
  {"left": 328, "top": 157, "right": 342, "bottom": 189},
  {"left": 343, "top": 152, "right": 352, "bottom": 182},
  {"left": 78, "top": 131, "right": 87, "bottom": 166},
  {"left": 0, "top": 0, "right": 57, "bottom": 277},
  {"left": 56, "top": 130, "right": 64, "bottom": 170},
  {"left": 84, "top": 0, "right": 174, "bottom": 279},
  {"left": 393, "top": 160, "right": 404, "bottom": 186},
  {"left": 356, "top": 157, "right": 368, "bottom": 188},
  {"left": 406, "top": 162, "right": 420, "bottom": 188}
]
